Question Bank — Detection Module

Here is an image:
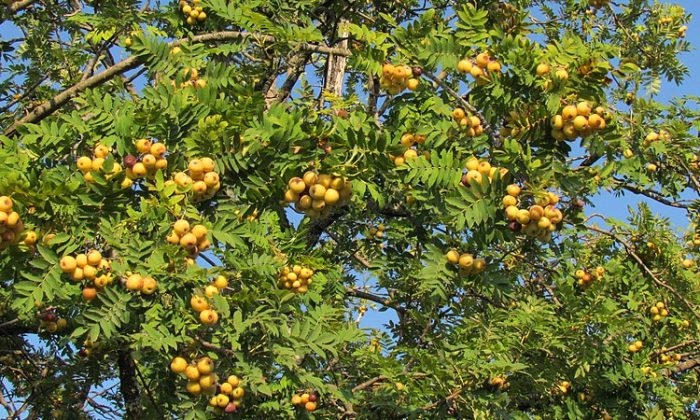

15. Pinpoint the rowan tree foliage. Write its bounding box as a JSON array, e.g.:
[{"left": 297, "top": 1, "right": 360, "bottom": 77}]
[{"left": 1, "top": 0, "right": 700, "bottom": 418}]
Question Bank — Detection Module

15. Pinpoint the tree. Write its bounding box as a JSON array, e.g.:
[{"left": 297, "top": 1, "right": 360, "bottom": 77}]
[{"left": 0, "top": 0, "right": 699, "bottom": 417}]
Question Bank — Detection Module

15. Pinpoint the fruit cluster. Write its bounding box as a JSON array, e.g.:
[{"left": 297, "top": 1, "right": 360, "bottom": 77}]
[
  {"left": 171, "top": 68, "right": 207, "bottom": 90},
  {"left": 190, "top": 293, "right": 219, "bottom": 325},
  {"left": 166, "top": 219, "right": 211, "bottom": 257},
  {"left": 367, "top": 224, "right": 386, "bottom": 240},
  {"left": 392, "top": 133, "right": 427, "bottom": 166},
  {"left": 627, "top": 340, "right": 643, "bottom": 353},
  {"left": 461, "top": 157, "right": 507, "bottom": 187},
  {"left": 278, "top": 265, "right": 314, "bottom": 294},
  {"left": 550, "top": 102, "right": 608, "bottom": 141},
  {"left": 0, "top": 196, "right": 25, "bottom": 249},
  {"left": 59, "top": 250, "right": 113, "bottom": 288},
  {"left": 170, "top": 356, "right": 244, "bottom": 413},
  {"left": 451, "top": 108, "right": 484, "bottom": 138},
  {"left": 489, "top": 376, "right": 508, "bottom": 391},
  {"left": 291, "top": 392, "right": 318, "bottom": 412},
  {"left": 284, "top": 172, "right": 352, "bottom": 218},
  {"left": 76, "top": 144, "right": 123, "bottom": 184},
  {"left": 380, "top": 63, "right": 420, "bottom": 94},
  {"left": 503, "top": 187, "right": 564, "bottom": 243},
  {"left": 124, "top": 273, "right": 158, "bottom": 295},
  {"left": 574, "top": 266, "right": 605, "bottom": 286},
  {"left": 642, "top": 129, "right": 670, "bottom": 147},
  {"left": 649, "top": 301, "right": 669, "bottom": 322},
  {"left": 178, "top": 0, "right": 206, "bottom": 25},
  {"left": 658, "top": 350, "right": 682, "bottom": 365},
  {"left": 123, "top": 139, "right": 168, "bottom": 187},
  {"left": 170, "top": 158, "right": 220, "bottom": 201},
  {"left": 37, "top": 310, "right": 68, "bottom": 333},
  {"left": 445, "top": 250, "right": 487, "bottom": 276},
  {"left": 457, "top": 52, "right": 502, "bottom": 84}
]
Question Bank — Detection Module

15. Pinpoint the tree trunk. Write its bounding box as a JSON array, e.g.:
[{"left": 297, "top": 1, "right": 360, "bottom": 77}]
[{"left": 117, "top": 347, "right": 142, "bottom": 419}]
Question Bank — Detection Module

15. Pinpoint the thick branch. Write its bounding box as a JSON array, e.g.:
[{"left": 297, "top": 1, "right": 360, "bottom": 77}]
[
  {"left": 117, "top": 348, "right": 142, "bottom": 419},
  {"left": 7, "top": 0, "right": 38, "bottom": 14},
  {"left": 612, "top": 178, "right": 690, "bottom": 209},
  {"left": 5, "top": 31, "right": 351, "bottom": 136},
  {"left": 345, "top": 287, "right": 405, "bottom": 314}
]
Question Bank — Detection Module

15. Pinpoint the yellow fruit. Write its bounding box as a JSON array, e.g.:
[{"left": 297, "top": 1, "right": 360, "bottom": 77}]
[
  {"left": 191, "top": 224, "right": 208, "bottom": 240},
  {"left": 77, "top": 156, "right": 93, "bottom": 172},
  {"left": 185, "top": 365, "right": 200, "bottom": 380},
  {"left": 59, "top": 256, "right": 77, "bottom": 273},
  {"left": 204, "top": 285, "right": 219, "bottom": 298},
  {"left": 186, "top": 381, "right": 202, "bottom": 394},
  {"left": 82, "top": 265, "right": 97, "bottom": 280},
  {"left": 309, "top": 184, "right": 327, "bottom": 200},
  {"left": 516, "top": 209, "right": 531, "bottom": 225},
  {"left": 232, "top": 386, "right": 244, "bottom": 399},
  {"left": 200, "top": 309, "right": 219, "bottom": 324},
  {"left": 220, "top": 383, "right": 233, "bottom": 394},
  {"left": 196, "top": 357, "right": 213, "bottom": 374},
  {"left": 132, "top": 162, "right": 147, "bottom": 177},
  {"left": 406, "top": 78, "right": 419, "bottom": 91},
  {"left": 126, "top": 274, "right": 144, "bottom": 291},
  {"left": 170, "top": 356, "right": 188, "bottom": 373},
  {"left": 291, "top": 394, "right": 302, "bottom": 405},
  {"left": 136, "top": 139, "right": 152, "bottom": 153},
  {"left": 288, "top": 177, "right": 306, "bottom": 194},
  {"left": 457, "top": 59, "right": 473, "bottom": 73},
  {"left": 324, "top": 188, "right": 340, "bottom": 205},
  {"left": 505, "top": 206, "right": 519, "bottom": 221},
  {"left": 166, "top": 231, "right": 180, "bottom": 245},
  {"left": 227, "top": 375, "right": 240, "bottom": 388},
  {"left": 573, "top": 115, "right": 589, "bottom": 131},
  {"left": 173, "top": 219, "right": 190, "bottom": 236},
  {"left": 506, "top": 184, "right": 521, "bottom": 197},
  {"left": 24, "top": 231, "right": 37, "bottom": 246},
  {"left": 141, "top": 276, "right": 157, "bottom": 294},
  {"left": 0, "top": 196, "right": 12, "bottom": 212},
  {"left": 214, "top": 275, "right": 228, "bottom": 289},
  {"left": 86, "top": 250, "right": 102, "bottom": 266},
  {"left": 465, "top": 157, "right": 479, "bottom": 171},
  {"left": 682, "top": 259, "right": 694, "bottom": 268},
  {"left": 503, "top": 195, "right": 517, "bottom": 207},
  {"left": 555, "top": 69, "right": 569, "bottom": 80},
  {"left": 305, "top": 401, "right": 317, "bottom": 412},
  {"left": 646, "top": 163, "right": 657, "bottom": 172},
  {"left": 216, "top": 394, "right": 229, "bottom": 408},
  {"left": 190, "top": 295, "right": 209, "bottom": 312},
  {"left": 76, "top": 254, "right": 88, "bottom": 268},
  {"left": 562, "top": 105, "right": 578, "bottom": 120},
  {"left": 458, "top": 253, "right": 474, "bottom": 268},
  {"left": 536, "top": 63, "right": 550, "bottom": 76},
  {"left": 446, "top": 250, "right": 460, "bottom": 264}
]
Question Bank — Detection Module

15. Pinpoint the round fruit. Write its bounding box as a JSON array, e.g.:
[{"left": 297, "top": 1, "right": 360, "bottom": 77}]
[
  {"left": 185, "top": 365, "right": 200, "bottom": 381},
  {"left": 59, "top": 256, "right": 77, "bottom": 273},
  {"left": 227, "top": 375, "right": 240, "bottom": 387},
  {"left": 190, "top": 295, "right": 209, "bottom": 312},
  {"left": 232, "top": 386, "right": 244, "bottom": 398},
  {"left": 141, "top": 276, "right": 157, "bottom": 294},
  {"left": 82, "top": 287, "right": 97, "bottom": 301},
  {"left": 214, "top": 275, "right": 228, "bottom": 289},
  {"left": 446, "top": 250, "right": 460, "bottom": 264},
  {"left": 170, "top": 356, "right": 188, "bottom": 373},
  {"left": 126, "top": 274, "right": 144, "bottom": 291},
  {"left": 305, "top": 401, "right": 317, "bottom": 411},
  {"left": 200, "top": 309, "right": 219, "bottom": 324}
]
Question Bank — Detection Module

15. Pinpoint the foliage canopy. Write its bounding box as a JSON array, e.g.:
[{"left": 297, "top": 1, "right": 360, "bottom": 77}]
[{"left": 0, "top": 0, "right": 699, "bottom": 418}]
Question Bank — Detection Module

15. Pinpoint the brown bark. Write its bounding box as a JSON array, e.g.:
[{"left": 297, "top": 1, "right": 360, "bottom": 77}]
[{"left": 117, "top": 348, "right": 142, "bottom": 419}]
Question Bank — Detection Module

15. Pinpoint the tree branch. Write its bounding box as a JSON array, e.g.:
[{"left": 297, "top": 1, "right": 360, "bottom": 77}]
[
  {"left": 345, "top": 287, "right": 405, "bottom": 314},
  {"left": 5, "top": 31, "right": 351, "bottom": 136},
  {"left": 6, "top": 0, "right": 38, "bottom": 14},
  {"left": 612, "top": 178, "right": 690, "bottom": 209}
]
